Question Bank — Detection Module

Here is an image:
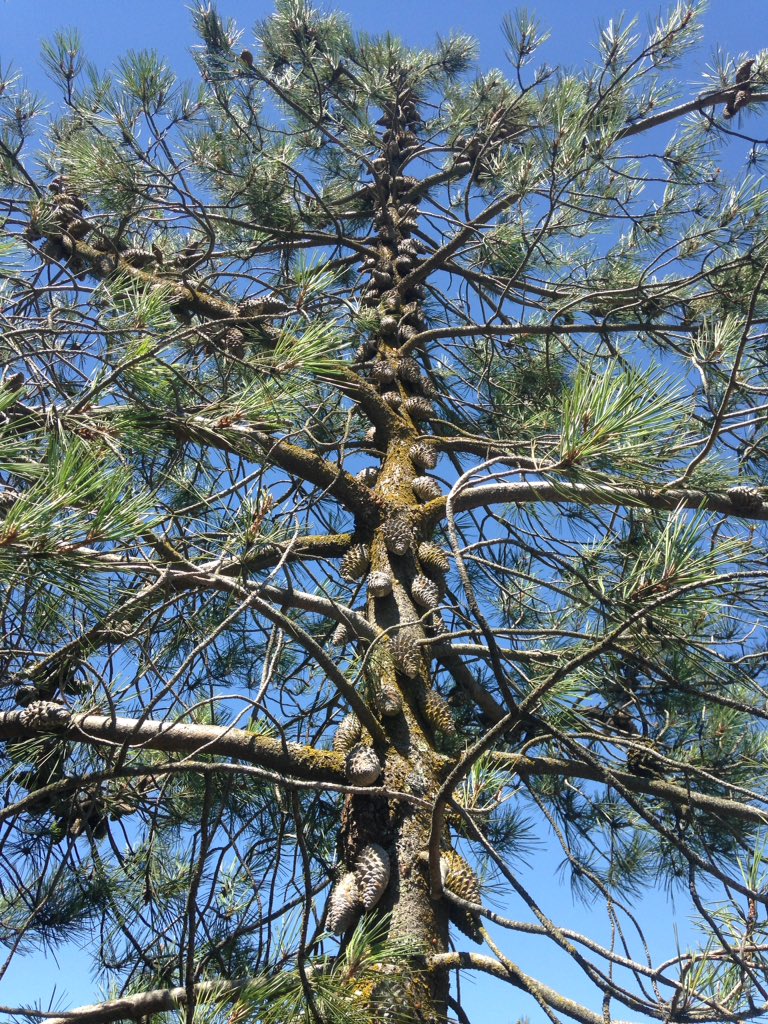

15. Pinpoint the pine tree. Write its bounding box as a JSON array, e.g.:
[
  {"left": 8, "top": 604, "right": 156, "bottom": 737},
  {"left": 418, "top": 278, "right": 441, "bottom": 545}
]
[{"left": 1, "top": 4, "right": 768, "bottom": 1023}]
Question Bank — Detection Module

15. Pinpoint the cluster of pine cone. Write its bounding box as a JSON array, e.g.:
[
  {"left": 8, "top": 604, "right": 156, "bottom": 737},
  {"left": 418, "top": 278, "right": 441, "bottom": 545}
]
[
  {"left": 325, "top": 841, "right": 391, "bottom": 934},
  {"left": 25, "top": 177, "right": 90, "bottom": 271}
]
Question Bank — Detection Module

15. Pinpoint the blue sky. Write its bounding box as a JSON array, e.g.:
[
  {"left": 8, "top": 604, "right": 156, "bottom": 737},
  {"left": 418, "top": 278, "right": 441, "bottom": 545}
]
[
  {"left": 0, "top": 0, "right": 764, "bottom": 1020},
  {"left": 1, "top": 0, "right": 763, "bottom": 99}
]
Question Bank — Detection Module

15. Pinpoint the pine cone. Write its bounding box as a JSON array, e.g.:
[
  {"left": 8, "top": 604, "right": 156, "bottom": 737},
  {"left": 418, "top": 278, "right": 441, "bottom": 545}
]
[
  {"left": 340, "top": 544, "right": 370, "bottom": 581},
  {"left": 380, "top": 315, "right": 398, "bottom": 335},
  {"left": 15, "top": 685, "right": 39, "bottom": 707},
  {"left": 21, "top": 701, "right": 70, "bottom": 728},
  {"left": 368, "top": 570, "right": 393, "bottom": 598},
  {"left": 370, "top": 975, "right": 417, "bottom": 1024},
  {"left": 398, "top": 238, "right": 419, "bottom": 255},
  {"left": 355, "top": 843, "right": 391, "bottom": 909},
  {"left": 330, "top": 622, "right": 350, "bottom": 647},
  {"left": 382, "top": 514, "right": 414, "bottom": 556},
  {"left": 410, "top": 442, "right": 437, "bottom": 470},
  {"left": 371, "top": 269, "right": 393, "bottom": 289},
  {"left": 405, "top": 283, "right": 427, "bottom": 300},
  {"left": 346, "top": 743, "right": 382, "bottom": 786},
  {"left": 403, "top": 396, "right": 434, "bottom": 421},
  {"left": 736, "top": 58, "right": 756, "bottom": 85},
  {"left": 237, "top": 295, "right": 289, "bottom": 317},
  {"left": 417, "top": 541, "right": 450, "bottom": 575},
  {"left": 731, "top": 89, "right": 751, "bottom": 116},
  {"left": 390, "top": 627, "right": 423, "bottom": 678},
  {"left": 326, "top": 872, "right": 361, "bottom": 934},
  {"left": 420, "top": 687, "right": 455, "bottom": 734},
  {"left": 333, "top": 713, "right": 363, "bottom": 755},
  {"left": 396, "top": 356, "right": 422, "bottom": 385},
  {"left": 370, "top": 360, "right": 397, "bottom": 384},
  {"left": 382, "top": 390, "right": 402, "bottom": 409},
  {"left": 412, "top": 475, "right": 442, "bottom": 502},
  {"left": 221, "top": 327, "right": 245, "bottom": 356},
  {"left": 376, "top": 683, "right": 403, "bottom": 717},
  {"left": 411, "top": 574, "right": 441, "bottom": 610},
  {"left": 121, "top": 247, "right": 156, "bottom": 269},
  {"left": 441, "top": 849, "right": 482, "bottom": 942},
  {"left": 727, "top": 485, "right": 763, "bottom": 511},
  {"left": 367, "top": 638, "right": 398, "bottom": 688},
  {"left": 398, "top": 302, "right": 421, "bottom": 326}
]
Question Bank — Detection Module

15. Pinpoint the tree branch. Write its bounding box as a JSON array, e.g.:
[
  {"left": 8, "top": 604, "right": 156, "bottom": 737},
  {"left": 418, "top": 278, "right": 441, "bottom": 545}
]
[
  {"left": 427, "top": 952, "right": 631, "bottom": 1024},
  {"left": 0, "top": 711, "right": 346, "bottom": 784},
  {"left": 617, "top": 89, "right": 768, "bottom": 140},
  {"left": 494, "top": 752, "right": 768, "bottom": 826},
  {"left": 38, "top": 980, "right": 246, "bottom": 1024},
  {"left": 426, "top": 480, "right": 768, "bottom": 522}
]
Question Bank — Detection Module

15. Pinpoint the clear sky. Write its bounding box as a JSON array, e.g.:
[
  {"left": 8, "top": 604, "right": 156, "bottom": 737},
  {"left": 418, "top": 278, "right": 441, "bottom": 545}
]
[{"left": 0, "top": 0, "right": 764, "bottom": 1020}]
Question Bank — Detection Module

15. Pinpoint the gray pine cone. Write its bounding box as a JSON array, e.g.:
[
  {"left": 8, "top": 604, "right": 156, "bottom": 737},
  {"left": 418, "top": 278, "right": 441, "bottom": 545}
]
[
  {"left": 20, "top": 701, "right": 70, "bottom": 728},
  {"left": 221, "top": 327, "right": 245, "bottom": 354},
  {"left": 396, "top": 356, "right": 422, "bottom": 385},
  {"left": 333, "top": 713, "right": 363, "bottom": 755},
  {"left": 121, "top": 247, "right": 155, "bottom": 269},
  {"left": 376, "top": 683, "right": 403, "bottom": 717},
  {"left": 412, "top": 475, "right": 442, "bottom": 502},
  {"left": 411, "top": 574, "right": 441, "bottom": 610},
  {"left": 419, "top": 377, "right": 439, "bottom": 401},
  {"left": 367, "top": 638, "right": 398, "bottom": 688},
  {"left": 370, "top": 360, "right": 397, "bottom": 384},
  {"left": 441, "top": 849, "right": 482, "bottom": 943},
  {"left": 399, "top": 238, "right": 419, "bottom": 255},
  {"left": 355, "top": 843, "right": 391, "bottom": 910},
  {"left": 326, "top": 872, "right": 361, "bottom": 934},
  {"left": 340, "top": 544, "right": 370, "bottom": 581},
  {"left": 390, "top": 627, "right": 423, "bottom": 679},
  {"left": 382, "top": 514, "right": 414, "bottom": 556},
  {"left": 330, "top": 622, "right": 350, "bottom": 647},
  {"left": 727, "top": 485, "right": 764, "bottom": 511},
  {"left": 368, "top": 570, "right": 393, "bottom": 598},
  {"left": 399, "top": 302, "right": 422, "bottom": 327},
  {"left": 409, "top": 442, "right": 437, "bottom": 470},
  {"left": 382, "top": 390, "right": 402, "bottom": 409},
  {"left": 421, "top": 687, "right": 456, "bottom": 734},
  {"left": 371, "top": 269, "right": 393, "bottom": 288},
  {"left": 417, "top": 541, "right": 450, "bottom": 575},
  {"left": 346, "top": 743, "right": 382, "bottom": 786},
  {"left": 403, "top": 396, "right": 434, "bottom": 421}
]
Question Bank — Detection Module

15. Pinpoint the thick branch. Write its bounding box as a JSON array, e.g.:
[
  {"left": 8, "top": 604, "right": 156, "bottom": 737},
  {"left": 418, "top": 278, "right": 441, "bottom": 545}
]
[
  {"left": 40, "top": 980, "right": 245, "bottom": 1024},
  {"left": 160, "top": 415, "right": 380, "bottom": 523},
  {"left": 0, "top": 711, "right": 346, "bottom": 784}
]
